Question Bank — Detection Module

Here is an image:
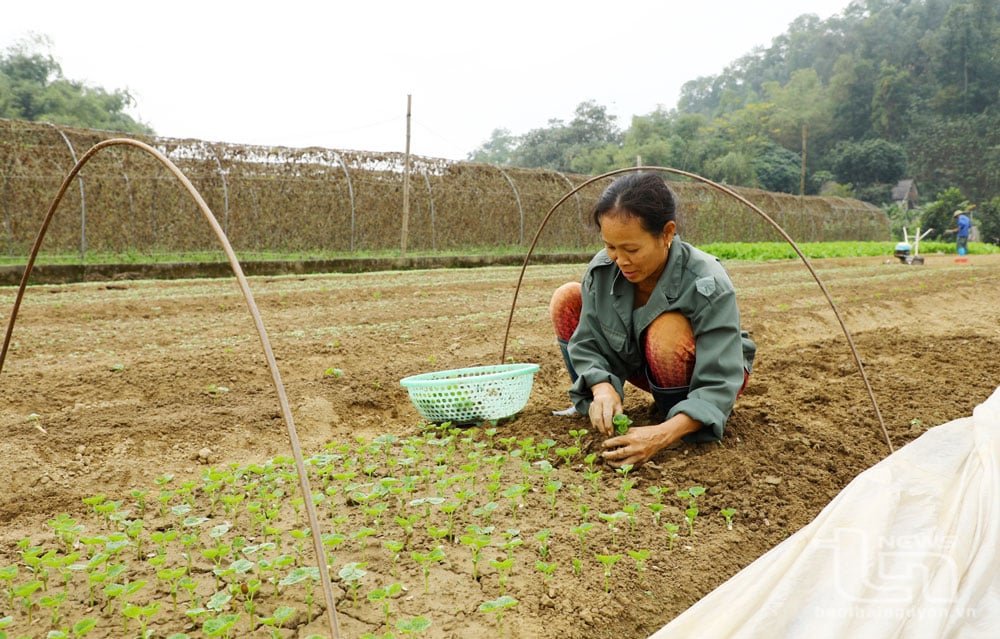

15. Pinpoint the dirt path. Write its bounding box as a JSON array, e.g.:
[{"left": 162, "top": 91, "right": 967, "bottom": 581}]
[{"left": 1, "top": 254, "right": 999, "bottom": 638}]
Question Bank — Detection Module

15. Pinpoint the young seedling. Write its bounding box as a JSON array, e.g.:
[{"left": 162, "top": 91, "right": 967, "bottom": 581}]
[
  {"left": 720, "top": 508, "right": 737, "bottom": 530},
  {"left": 258, "top": 605, "right": 296, "bottom": 639},
  {"left": 623, "top": 502, "right": 640, "bottom": 533},
  {"left": 663, "top": 522, "right": 680, "bottom": 550},
  {"left": 157, "top": 566, "right": 188, "bottom": 611},
  {"left": 367, "top": 581, "right": 403, "bottom": 628},
  {"left": 501, "top": 484, "right": 529, "bottom": 522},
  {"left": 458, "top": 530, "right": 491, "bottom": 581},
  {"left": 39, "top": 590, "right": 67, "bottom": 626},
  {"left": 627, "top": 549, "right": 651, "bottom": 584},
  {"left": 583, "top": 466, "right": 603, "bottom": 496},
  {"left": 489, "top": 556, "right": 515, "bottom": 595},
  {"left": 0, "top": 564, "right": 19, "bottom": 607},
  {"left": 676, "top": 485, "right": 706, "bottom": 508},
  {"left": 535, "top": 560, "right": 559, "bottom": 588},
  {"left": 595, "top": 554, "right": 622, "bottom": 593},
  {"left": 648, "top": 502, "right": 666, "bottom": 526},
  {"left": 543, "top": 479, "right": 563, "bottom": 517},
  {"left": 337, "top": 562, "right": 368, "bottom": 608},
  {"left": 648, "top": 485, "right": 666, "bottom": 506},
  {"left": 122, "top": 600, "right": 160, "bottom": 638},
  {"left": 382, "top": 540, "right": 405, "bottom": 577},
  {"left": 14, "top": 579, "right": 43, "bottom": 624},
  {"left": 569, "top": 428, "right": 588, "bottom": 451},
  {"left": 472, "top": 501, "right": 500, "bottom": 527},
  {"left": 685, "top": 507, "right": 699, "bottom": 536},
  {"left": 202, "top": 612, "right": 240, "bottom": 638},
  {"left": 571, "top": 522, "right": 594, "bottom": 554},
  {"left": 395, "top": 615, "right": 432, "bottom": 636},
  {"left": 554, "top": 446, "right": 579, "bottom": 468},
  {"left": 393, "top": 514, "right": 420, "bottom": 548},
  {"left": 598, "top": 511, "right": 628, "bottom": 547},
  {"left": 478, "top": 595, "right": 518, "bottom": 637},
  {"left": 498, "top": 530, "right": 523, "bottom": 560},
  {"left": 534, "top": 529, "right": 551, "bottom": 559},
  {"left": 612, "top": 413, "right": 632, "bottom": 435},
  {"left": 410, "top": 546, "right": 446, "bottom": 594}
]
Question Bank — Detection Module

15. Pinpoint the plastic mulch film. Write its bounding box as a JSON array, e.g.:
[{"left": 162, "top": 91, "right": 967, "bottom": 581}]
[{"left": 652, "top": 384, "right": 1000, "bottom": 639}]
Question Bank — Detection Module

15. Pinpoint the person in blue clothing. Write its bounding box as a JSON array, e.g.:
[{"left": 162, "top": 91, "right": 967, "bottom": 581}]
[{"left": 944, "top": 210, "right": 972, "bottom": 255}]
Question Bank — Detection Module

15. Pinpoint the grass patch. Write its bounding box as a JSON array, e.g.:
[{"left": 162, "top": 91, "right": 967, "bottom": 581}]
[
  {"left": 1, "top": 241, "right": 997, "bottom": 267},
  {"left": 699, "top": 240, "right": 1000, "bottom": 261}
]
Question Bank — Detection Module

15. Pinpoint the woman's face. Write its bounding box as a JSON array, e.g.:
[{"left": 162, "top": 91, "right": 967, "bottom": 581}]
[{"left": 599, "top": 209, "right": 676, "bottom": 289}]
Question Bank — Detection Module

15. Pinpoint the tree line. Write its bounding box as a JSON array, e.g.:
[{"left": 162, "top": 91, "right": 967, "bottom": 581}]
[
  {"left": 467, "top": 0, "right": 1000, "bottom": 245},
  {"left": 0, "top": 34, "right": 151, "bottom": 135}
]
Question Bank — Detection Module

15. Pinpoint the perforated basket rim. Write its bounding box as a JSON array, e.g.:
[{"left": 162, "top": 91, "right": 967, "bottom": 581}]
[{"left": 399, "top": 363, "right": 540, "bottom": 389}]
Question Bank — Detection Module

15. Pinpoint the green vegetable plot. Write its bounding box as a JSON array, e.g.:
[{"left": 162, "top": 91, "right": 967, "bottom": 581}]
[{"left": 0, "top": 423, "right": 740, "bottom": 638}]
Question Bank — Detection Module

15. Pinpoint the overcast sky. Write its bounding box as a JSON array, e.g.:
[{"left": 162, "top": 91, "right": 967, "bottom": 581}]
[{"left": 3, "top": 0, "right": 853, "bottom": 161}]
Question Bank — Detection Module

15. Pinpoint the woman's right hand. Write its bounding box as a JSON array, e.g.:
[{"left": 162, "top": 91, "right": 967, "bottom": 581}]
[{"left": 588, "top": 382, "right": 624, "bottom": 436}]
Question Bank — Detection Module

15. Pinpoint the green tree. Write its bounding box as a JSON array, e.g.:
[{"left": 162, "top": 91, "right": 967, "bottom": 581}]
[
  {"left": 512, "top": 100, "right": 621, "bottom": 172},
  {"left": 467, "top": 128, "right": 516, "bottom": 165},
  {"left": 976, "top": 197, "right": 1000, "bottom": 247},
  {"left": 753, "top": 144, "right": 802, "bottom": 194},
  {"left": 703, "top": 151, "right": 755, "bottom": 186},
  {"left": 926, "top": 0, "right": 1000, "bottom": 115},
  {"left": 870, "top": 61, "right": 914, "bottom": 138},
  {"left": 0, "top": 34, "right": 152, "bottom": 134},
  {"left": 830, "top": 138, "right": 907, "bottom": 187}
]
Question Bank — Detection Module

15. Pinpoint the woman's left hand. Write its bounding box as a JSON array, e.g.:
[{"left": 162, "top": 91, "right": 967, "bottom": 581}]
[{"left": 601, "top": 414, "right": 702, "bottom": 468}]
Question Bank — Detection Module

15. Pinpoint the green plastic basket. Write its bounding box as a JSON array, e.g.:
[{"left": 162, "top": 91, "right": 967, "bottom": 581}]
[{"left": 399, "top": 363, "right": 540, "bottom": 424}]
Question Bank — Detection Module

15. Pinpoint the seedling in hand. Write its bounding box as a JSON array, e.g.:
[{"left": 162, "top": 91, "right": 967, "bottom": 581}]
[{"left": 612, "top": 413, "right": 632, "bottom": 435}]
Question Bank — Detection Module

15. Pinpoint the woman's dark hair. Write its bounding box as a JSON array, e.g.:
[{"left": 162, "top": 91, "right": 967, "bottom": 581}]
[{"left": 592, "top": 172, "right": 677, "bottom": 234}]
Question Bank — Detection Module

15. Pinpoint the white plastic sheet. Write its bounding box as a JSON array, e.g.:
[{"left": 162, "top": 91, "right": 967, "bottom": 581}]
[{"left": 652, "top": 384, "right": 1000, "bottom": 639}]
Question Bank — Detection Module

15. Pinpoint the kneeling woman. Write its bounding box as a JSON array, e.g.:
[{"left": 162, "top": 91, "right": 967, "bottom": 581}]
[{"left": 551, "top": 172, "right": 755, "bottom": 467}]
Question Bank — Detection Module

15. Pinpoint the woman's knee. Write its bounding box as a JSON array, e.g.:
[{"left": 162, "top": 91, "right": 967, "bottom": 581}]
[
  {"left": 644, "top": 311, "right": 696, "bottom": 388},
  {"left": 550, "top": 282, "right": 582, "bottom": 341}
]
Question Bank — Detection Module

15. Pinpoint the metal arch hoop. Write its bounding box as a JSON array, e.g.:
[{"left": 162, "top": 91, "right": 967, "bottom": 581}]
[
  {"left": 0, "top": 138, "right": 343, "bottom": 639},
  {"left": 500, "top": 165, "right": 892, "bottom": 454}
]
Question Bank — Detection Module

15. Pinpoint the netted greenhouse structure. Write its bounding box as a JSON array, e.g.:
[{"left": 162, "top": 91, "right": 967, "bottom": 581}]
[{"left": 0, "top": 118, "right": 889, "bottom": 259}]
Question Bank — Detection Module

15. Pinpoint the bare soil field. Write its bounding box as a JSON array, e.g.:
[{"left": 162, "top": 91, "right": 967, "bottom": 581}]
[{"left": 1, "top": 253, "right": 999, "bottom": 638}]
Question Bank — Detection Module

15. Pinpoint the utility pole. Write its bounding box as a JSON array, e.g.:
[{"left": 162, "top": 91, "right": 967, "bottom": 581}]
[
  {"left": 800, "top": 124, "right": 807, "bottom": 196},
  {"left": 401, "top": 94, "right": 412, "bottom": 257}
]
